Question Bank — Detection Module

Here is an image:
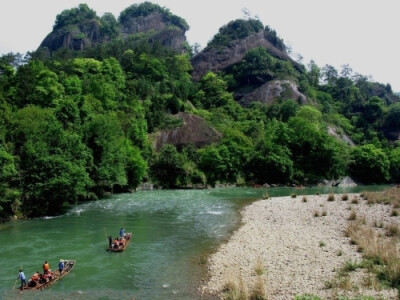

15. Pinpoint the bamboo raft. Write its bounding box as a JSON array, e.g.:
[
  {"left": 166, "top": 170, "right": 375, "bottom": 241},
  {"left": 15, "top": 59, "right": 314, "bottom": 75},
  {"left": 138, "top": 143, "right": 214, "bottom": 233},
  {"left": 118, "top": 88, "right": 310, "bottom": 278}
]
[
  {"left": 107, "top": 233, "right": 132, "bottom": 252},
  {"left": 21, "top": 260, "right": 75, "bottom": 291}
]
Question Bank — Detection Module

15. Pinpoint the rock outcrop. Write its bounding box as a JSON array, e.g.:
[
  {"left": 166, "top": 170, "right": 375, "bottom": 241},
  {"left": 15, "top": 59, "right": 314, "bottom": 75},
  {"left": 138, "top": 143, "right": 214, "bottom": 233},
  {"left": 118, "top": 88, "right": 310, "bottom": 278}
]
[
  {"left": 40, "top": 20, "right": 102, "bottom": 52},
  {"left": 120, "top": 11, "right": 186, "bottom": 52},
  {"left": 38, "top": 5, "right": 187, "bottom": 54},
  {"left": 191, "top": 30, "right": 294, "bottom": 81},
  {"left": 152, "top": 112, "right": 222, "bottom": 151},
  {"left": 327, "top": 126, "right": 355, "bottom": 146},
  {"left": 236, "top": 79, "right": 307, "bottom": 106}
]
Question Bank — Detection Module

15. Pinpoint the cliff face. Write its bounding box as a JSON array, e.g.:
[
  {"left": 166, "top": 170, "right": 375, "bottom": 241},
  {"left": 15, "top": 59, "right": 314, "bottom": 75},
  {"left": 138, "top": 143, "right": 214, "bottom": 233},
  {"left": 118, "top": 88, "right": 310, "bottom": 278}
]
[
  {"left": 191, "top": 30, "right": 293, "bottom": 81},
  {"left": 237, "top": 80, "right": 307, "bottom": 107},
  {"left": 38, "top": 9, "right": 187, "bottom": 53},
  {"left": 191, "top": 29, "right": 306, "bottom": 105},
  {"left": 152, "top": 113, "right": 222, "bottom": 151},
  {"left": 120, "top": 11, "right": 186, "bottom": 51},
  {"left": 40, "top": 20, "right": 102, "bottom": 52}
]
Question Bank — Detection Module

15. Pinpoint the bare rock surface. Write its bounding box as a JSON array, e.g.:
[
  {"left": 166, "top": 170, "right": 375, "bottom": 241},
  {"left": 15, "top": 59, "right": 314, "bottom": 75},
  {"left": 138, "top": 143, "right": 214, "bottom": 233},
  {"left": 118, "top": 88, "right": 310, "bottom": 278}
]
[
  {"left": 237, "top": 79, "right": 307, "bottom": 107},
  {"left": 201, "top": 194, "right": 399, "bottom": 299},
  {"left": 152, "top": 112, "right": 222, "bottom": 151}
]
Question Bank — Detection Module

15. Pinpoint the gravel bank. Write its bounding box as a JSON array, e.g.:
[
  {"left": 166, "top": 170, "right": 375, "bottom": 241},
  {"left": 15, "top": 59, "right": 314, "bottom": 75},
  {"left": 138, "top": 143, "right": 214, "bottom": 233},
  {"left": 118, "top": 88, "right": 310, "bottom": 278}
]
[{"left": 201, "top": 193, "right": 399, "bottom": 299}]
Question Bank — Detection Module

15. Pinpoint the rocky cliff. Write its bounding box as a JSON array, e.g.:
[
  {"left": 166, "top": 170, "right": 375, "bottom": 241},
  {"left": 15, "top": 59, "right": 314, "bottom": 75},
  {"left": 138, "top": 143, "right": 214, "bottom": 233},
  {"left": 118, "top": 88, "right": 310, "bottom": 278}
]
[
  {"left": 40, "top": 20, "right": 102, "bottom": 52},
  {"left": 152, "top": 113, "right": 222, "bottom": 151},
  {"left": 119, "top": 11, "right": 187, "bottom": 51},
  {"left": 236, "top": 79, "right": 307, "bottom": 107},
  {"left": 38, "top": 3, "right": 188, "bottom": 54},
  {"left": 191, "top": 30, "right": 294, "bottom": 81}
]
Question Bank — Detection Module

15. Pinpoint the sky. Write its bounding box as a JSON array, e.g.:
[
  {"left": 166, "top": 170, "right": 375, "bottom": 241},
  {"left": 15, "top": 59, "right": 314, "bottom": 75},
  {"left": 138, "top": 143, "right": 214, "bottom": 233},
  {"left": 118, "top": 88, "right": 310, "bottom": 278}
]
[{"left": 1, "top": 0, "right": 399, "bottom": 91}]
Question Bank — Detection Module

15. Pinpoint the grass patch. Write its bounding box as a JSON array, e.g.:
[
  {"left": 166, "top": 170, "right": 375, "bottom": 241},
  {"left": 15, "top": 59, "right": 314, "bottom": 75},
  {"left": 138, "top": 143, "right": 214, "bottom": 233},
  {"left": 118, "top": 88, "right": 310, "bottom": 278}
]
[
  {"left": 373, "top": 219, "right": 384, "bottom": 228},
  {"left": 295, "top": 295, "right": 323, "bottom": 300},
  {"left": 313, "top": 210, "right": 320, "bottom": 217},
  {"left": 222, "top": 280, "right": 247, "bottom": 300},
  {"left": 342, "top": 194, "right": 349, "bottom": 201},
  {"left": 327, "top": 193, "right": 335, "bottom": 201},
  {"left": 351, "top": 197, "right": 359, "bottom": 204},
  {"left": 362, "top": 187, "right": 400, "bottom": 207},
  {"left": 302, "top": 196, "right": 307, "bottom": 202},
  {"left": 319, "top": 241, "right": 326, "bottom": 247},
  {"left": 291, "top": 193, "right": 297, "bottom": 198},
  {"left": 385, "top": 222, "right": 400, "bottom": 238},
  {"left": 348, "top": 210, "right": 357, "bottom": 220},
  {"left": 254, "top": 260, "right": 265, "bottom": 276},
  {"left": 325, "top": 260, "right": 362, "bottom": 292},
  {"left": 249, "top": 276, "right": 267, "bottom": 300},
  {"left": 345, "top": 219, "right": 400, "bottom": 292}
]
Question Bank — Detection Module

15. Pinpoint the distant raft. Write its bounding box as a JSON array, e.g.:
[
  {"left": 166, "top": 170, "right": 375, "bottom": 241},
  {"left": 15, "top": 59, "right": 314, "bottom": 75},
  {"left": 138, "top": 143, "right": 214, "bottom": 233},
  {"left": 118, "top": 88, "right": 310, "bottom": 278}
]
[
  {"left": 21, "top": 260, "right": 75, "bottom": 291},
  {"left": 107, "top": 233, "right": 132, "bottom": 252}
]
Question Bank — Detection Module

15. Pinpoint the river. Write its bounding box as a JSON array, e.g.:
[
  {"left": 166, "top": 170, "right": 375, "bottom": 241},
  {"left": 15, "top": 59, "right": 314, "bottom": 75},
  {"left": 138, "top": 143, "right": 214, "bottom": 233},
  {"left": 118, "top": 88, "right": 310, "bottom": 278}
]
[{"left": 0, "top": 185, "right": 389, "bottom": 300}]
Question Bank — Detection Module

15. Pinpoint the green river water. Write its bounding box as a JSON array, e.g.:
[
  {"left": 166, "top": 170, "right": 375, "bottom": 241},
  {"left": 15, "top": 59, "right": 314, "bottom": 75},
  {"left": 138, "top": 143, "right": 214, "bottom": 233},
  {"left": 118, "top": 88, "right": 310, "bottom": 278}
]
[{"left": 0, "top": 185, "right": 389, "bottom": 300}]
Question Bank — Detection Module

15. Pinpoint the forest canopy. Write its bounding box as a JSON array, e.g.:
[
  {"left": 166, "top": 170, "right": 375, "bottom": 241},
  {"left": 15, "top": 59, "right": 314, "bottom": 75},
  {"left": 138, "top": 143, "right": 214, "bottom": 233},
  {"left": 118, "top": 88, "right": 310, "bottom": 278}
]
[{"left": 0, "top": 7, "right": 399, "bottom": 221}]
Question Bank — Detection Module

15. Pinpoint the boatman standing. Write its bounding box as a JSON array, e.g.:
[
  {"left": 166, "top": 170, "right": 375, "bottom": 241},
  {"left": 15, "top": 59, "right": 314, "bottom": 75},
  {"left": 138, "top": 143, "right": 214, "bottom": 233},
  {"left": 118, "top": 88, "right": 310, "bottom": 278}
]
[
  {"left": 17, "top": 269, "right": 26, "bottom": 290},
  {"left": 58, "top": 259, "right": 64, "bottom": 275},
  {"left": 119, "top": 228, "right": 125, "bottom": 237},
  {"left": 108, "top": 235, "right": 113, "bottom": 248}
]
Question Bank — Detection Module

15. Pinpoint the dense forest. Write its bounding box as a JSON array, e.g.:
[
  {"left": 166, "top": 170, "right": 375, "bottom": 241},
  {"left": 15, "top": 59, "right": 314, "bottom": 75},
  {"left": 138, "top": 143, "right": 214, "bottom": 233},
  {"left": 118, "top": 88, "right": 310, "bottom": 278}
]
[{"left": 1, "top": 2, "right": 400, "bottom": 221}]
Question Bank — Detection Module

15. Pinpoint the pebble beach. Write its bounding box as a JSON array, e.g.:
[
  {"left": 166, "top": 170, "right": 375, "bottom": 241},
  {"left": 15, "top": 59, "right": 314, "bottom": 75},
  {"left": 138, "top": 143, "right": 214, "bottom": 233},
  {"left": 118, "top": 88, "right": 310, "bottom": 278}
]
[{"left": 201, "top": 193, "right": 399, "bottom": 300}]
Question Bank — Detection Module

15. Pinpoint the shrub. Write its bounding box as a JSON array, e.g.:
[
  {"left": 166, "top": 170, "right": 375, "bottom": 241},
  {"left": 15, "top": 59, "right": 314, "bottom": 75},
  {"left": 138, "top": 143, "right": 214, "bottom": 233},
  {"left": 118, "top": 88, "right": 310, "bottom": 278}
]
[
  {"left": 327, "top": 193, "right": 335, "bottom": 201},
  {"left": 222, "top": 281, "right": 247, "bottom": 300},
  {"left": 348, "top": 211, "right": 357, "bottom": 220},
  {"left": 254, "top": 260, "right": 265, "bottom": 276},
  {"left": 249, "top": 276, "right": 267, "bottom": 300},
  {"left": 346, "top": 220, "right": 400, "bottom": 290},
  {"left": 341, "top": 194, "right": 349, "bottom": 201},
  {"left": 385, "top": 222, "right": 400, "bottom": 237}
]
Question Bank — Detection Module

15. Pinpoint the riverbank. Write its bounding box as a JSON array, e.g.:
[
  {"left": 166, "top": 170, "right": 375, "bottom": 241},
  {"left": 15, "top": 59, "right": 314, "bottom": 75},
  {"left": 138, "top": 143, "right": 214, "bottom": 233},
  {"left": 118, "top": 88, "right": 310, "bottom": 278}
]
[{"left": 200, "top": 193, "right": 399, "bottom": 299}]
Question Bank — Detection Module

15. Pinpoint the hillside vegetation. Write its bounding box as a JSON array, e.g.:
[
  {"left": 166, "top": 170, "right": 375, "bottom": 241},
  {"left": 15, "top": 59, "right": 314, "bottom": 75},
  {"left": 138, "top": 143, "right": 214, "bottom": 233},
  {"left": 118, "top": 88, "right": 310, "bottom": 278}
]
[{"left": 0, "top": 2, "right": 399, "bottom": 220}]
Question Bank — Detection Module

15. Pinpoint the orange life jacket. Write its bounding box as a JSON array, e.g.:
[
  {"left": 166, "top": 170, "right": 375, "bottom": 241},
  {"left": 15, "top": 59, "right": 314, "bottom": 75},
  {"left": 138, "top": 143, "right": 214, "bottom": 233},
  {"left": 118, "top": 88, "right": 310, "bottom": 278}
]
[
  {"left": 43, "top": 263, "right": 49, "bottom": 272},
  {"left": 31, "top": 273, "right": 39, "bottom": 281}
]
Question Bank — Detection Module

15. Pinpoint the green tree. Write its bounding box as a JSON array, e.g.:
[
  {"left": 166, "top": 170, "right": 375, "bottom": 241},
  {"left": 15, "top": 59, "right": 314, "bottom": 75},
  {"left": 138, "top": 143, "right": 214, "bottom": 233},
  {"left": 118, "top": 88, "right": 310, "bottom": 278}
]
[
  {"left": 287, "top": 108, "right": 347, "bottom": 183},
  {"left": 389, "top": 147, "right": 400, "bottom": 183},
  {"left": 321, "top": 64, "right": 338, "bottom": 84},
  {"left": 382, "top": 102, "right": 400, "bottom": 139},
  {"left": 232, "top": 47, "right": 275, "bottom": 85},
  {"left": 84, "top": 113, "right": 128, "bottom": 192},
  {"left": 54, "top": 3, "right": 97, "bottom": 30},
  {"left": 13, "top": 60, "right": 64, "bottom": 108},
  {"left": 307, "top": 60, "right": 321, "bottom": 87},
  {"left": 194, "top": 72, "right": 232, "bottom": 109},
  {"left": 348, "top": 144, "right": 390, "bottom": 183},
  {"left": 364, "top": 96, "right": 384, "bottom": 124},
  {"left": 149, "top": 144, "right": 186, "bottom": 188},
  {"left": 245, "top": 141, "right": 293, "bottom": 184},
  {"left": 197, "top": 146, "right": 227, "bottom": 186},
  {"left": 12, "top": 106, "right": 92, "bottom": 216},
  {"left": 0, "top": 147, "right": 18, "bottom": 219}
]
